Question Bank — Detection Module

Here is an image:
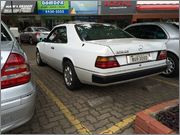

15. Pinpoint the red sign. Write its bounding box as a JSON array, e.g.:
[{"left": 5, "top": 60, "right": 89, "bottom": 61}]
[{"left": 104, "top": 0, "right": 132, "bottom": 7}]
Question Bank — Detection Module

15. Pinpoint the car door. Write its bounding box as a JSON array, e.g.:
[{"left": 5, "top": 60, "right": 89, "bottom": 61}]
[{"left": 45, "top": 26, "right": 68, "bottom": 71}]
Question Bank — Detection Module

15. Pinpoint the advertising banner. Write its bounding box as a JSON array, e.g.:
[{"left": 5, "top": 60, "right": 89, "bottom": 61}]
[
  {"left": 70, "top": 1, "right": 98, "bottom": 15},
  {"left": 37, "top": 1, "right": 69, "bottom": 15},
  {"left": 2, "top": 1, "right": 36, "bottom": 13},
  {"left": 101, "top": 0, "right": 137, "bottom": 15}
]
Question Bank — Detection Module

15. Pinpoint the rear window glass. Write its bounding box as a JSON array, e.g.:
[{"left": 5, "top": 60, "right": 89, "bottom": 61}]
[
  {"left": 1, "top": 24, "right": 12, "bottom": 41},
  {"left": 75, "top": 24, "right": 133, "bottom": 41}
]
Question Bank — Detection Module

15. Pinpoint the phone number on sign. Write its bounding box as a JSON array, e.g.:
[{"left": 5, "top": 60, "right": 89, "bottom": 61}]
[{"left": 44, "top": 10, "right": 65, "bottom": 14}]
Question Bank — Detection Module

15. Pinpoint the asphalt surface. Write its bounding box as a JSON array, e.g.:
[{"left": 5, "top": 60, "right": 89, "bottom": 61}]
[{"left": 6, "top": 44, "right": 179, "bottom": 134}]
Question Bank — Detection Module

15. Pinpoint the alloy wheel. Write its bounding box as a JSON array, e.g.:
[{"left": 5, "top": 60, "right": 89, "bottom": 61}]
[
  {"left": 163, "top": 57, "right": 175, "bottom": 75},
  {"left": 64, "top": 66, "right": 73, "bottom": 86}
]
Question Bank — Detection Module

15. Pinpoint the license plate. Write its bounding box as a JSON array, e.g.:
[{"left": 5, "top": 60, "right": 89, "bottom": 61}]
[{"left": 128, "top": 53, "right": 150, "bottom": 63}]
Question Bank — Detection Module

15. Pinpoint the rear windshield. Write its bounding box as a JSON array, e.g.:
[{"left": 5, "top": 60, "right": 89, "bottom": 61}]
[
  {"left": 75, "top": 24, "right": 133, "bottom": 41},
  {"left": 34, "top": 27, "right": 49, "bottom": 32},
  {"left": 1, "top": 24, "right": 12, "bottom": 41}
]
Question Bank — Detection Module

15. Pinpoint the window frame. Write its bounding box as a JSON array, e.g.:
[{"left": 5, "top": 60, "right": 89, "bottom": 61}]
[{"left": 46, "top": 26, "right": 68, "bottom": 44}]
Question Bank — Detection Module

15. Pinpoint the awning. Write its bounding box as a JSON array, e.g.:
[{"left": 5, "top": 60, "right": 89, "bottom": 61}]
[{"left": 137, "top": 5, "right": 179, "bottom": 11}]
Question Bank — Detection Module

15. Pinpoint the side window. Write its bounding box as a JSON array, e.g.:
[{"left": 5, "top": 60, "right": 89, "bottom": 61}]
[
  {"left": 140, "top": 25, "right": 167, "bottom": 39},
  {"left": 47, "top": 26, "right": 67, "bottom": 43},
  {"left": 24, "top": 28, "right": 28, "bottom": 32},
  {"left": 27, "top": 27, "right": 32, "bottom": 32},
  {"left": 1, "top": 24, "right": 12, "bottom": 41},
  {"left": 125, "top": 26, "right": 141, "bottom": 38}
]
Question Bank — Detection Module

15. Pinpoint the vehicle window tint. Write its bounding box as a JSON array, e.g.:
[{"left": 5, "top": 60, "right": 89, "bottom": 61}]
[
  {"left": 47, "top": 26, "right": 67, "bottom": 43},
  {"left": 1, "top": 24, "right": 12, "bottom": 41},
  {"left": 27, "top": 27, "right": 32, "bottom": 32},
  {"left": 126, "top": 25, "right": 167, "bottom": 39},
  {"left": 125, "top": 26, "right": 142, "bottom": 38},
  {"left": 75, "top": 24, "right": 133, "bottom": 41}
]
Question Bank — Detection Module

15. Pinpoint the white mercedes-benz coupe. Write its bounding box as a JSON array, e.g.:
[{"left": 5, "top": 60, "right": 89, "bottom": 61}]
[{"left": 36, "top": 22, "right": 167, "bottom": 90}]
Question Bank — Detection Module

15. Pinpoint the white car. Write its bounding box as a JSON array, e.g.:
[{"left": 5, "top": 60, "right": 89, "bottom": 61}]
[
  {"left": 36, "top": 22, "right": 167, "bottom": 90},
  {"left": 124, "top": 22, "right": 179, "bottom": 77}
]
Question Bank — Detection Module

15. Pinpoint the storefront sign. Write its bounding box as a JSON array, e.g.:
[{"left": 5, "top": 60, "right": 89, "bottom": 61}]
[
  {"left": 37, "top": 1, "right": 69, "bottom": 14},
  {"left": 101, "top": 0, "right": 137, "bottom": 15},
  {"left": 2, "top": 1, "right": 36, "bottom": 13},
  {"left": 70, "top": 1, "right": 98, "bottom": 15}
]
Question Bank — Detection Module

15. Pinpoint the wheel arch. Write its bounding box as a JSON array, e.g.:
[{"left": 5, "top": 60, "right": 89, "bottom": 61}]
[
  {"left": 167, "top": 51, "right": 179, "bottom": 60},
  {"left": 62, "top": 57, "right": 75, "bottom": 68}
]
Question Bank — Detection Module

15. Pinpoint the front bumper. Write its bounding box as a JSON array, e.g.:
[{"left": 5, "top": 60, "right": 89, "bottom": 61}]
[
  {"left": 92, "top": 65, "right": 167, "bottom": 84},
  {"left": 1, "top": 83, "right": 36, "bottom": 133}
]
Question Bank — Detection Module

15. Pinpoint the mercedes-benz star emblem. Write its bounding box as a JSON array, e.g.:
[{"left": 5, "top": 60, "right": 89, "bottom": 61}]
[{"left": 138, "top": 45, "right": 143, "bottom": 51}]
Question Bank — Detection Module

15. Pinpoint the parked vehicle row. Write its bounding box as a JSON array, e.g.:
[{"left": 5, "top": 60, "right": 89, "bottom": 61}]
[
  {"left": 1, "top": 21, "right": 178, "bottom": 132},
  {"left": 19, "top": 27, "right": 50, "bottom": 45}
]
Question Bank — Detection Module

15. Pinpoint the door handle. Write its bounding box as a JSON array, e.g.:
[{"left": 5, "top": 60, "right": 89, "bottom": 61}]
[{"left": 51, "top": 46, "right": 54, "bottom": 49}]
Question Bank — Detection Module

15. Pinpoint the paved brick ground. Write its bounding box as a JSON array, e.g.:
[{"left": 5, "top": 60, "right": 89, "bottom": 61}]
[{"left": 6, "top": 44, "right": 179, "bottom": 134}]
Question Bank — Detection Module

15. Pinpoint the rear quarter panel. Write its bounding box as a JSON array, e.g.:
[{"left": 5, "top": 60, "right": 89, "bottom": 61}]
[
  {"left": 60, "top": 25, "right": 115, "bottom": 73},
  {"left": 166, "top": 39, "right": 179, "bottom": 57}
]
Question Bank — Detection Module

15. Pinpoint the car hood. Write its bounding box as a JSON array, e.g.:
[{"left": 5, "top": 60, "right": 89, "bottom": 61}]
[{"left": 86, "top": 38, "right": 166, "bottom": 55}]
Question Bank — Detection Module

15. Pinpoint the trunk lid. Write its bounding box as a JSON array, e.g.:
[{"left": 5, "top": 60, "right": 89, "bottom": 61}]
[{"left": 87, "top": 38, "right": 166, "bottom": 55}]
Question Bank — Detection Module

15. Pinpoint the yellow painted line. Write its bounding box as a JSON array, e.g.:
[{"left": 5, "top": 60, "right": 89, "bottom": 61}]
[
  {"left": 151, "top": 78, "right": 179, "bottom": 88},
  {"left": 99, "top": 115, "right": 136, "bottom": 134},
  {"left": 36, "top": 79, "right": 91, "bottom": 134}
]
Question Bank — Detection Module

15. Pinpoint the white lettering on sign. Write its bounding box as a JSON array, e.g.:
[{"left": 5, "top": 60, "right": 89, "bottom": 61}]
[{"left": 42, "top": 1, "right": 64, "bottom": 5}]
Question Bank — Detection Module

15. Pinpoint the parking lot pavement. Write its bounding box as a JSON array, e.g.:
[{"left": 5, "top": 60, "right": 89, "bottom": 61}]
[{"left": 7, "top": 44, "right": 179, "bottom": 134}]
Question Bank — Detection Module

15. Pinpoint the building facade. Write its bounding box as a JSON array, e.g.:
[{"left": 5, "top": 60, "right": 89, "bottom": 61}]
[{"left": 1, "top": 0, "right": 179, "bottom": 30}]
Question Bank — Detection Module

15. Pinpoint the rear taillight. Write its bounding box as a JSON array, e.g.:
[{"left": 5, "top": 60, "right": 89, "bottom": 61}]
[
  {"left": 95, "top": 56, "right": 120, "bottom": 69},
  {"left": 35, "top": 32, "right": 40, "bottom": 37},
  {"left": 157, "top": 50, "right": 167, "bottom": 60},
  {"left": 1, "top": 53, "right": 31, "bottom": 89}
]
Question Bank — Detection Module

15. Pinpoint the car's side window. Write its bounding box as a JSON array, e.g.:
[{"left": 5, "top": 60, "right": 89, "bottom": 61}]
[
  {"left": 24, "top": 28, "right": 28, "bottom": 32},
  {"left": 47, "top": 26, "right": 67, "bottom": 43},
  {"left": 27, "top": 27, "right": 32, "bottom": 32},
  {"left": 139, "top": 25, "right": 167, "bottom": 39},
  {"left": 126, "top": 25, "right": 167, "bottom": 39},
  {"left": 125, "top": 26, "right": 141, "bottom": 38},
  {"left": 1, "top": 24, "right": 12, "bottom": 41}
]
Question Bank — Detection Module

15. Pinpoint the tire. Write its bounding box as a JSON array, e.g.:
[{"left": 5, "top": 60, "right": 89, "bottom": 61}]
[
  {"left": 63, "top": 61, "right": 81, "bottom": 90},
  {"left": 36, "top": 50, "right": 45, "bottom": 66},
  {"left": 162, "top": 53, "right": 179, "bottom": 77},
  {"left": 29, "top": 37, "right": 34, "bottom": 45}
]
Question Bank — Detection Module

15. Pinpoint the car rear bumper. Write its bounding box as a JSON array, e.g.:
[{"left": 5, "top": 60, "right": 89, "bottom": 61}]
[
  {"left": 1, "top": 83, "right": 36, "bottom": 133},
  {"left": 92, "top": 65, "right": 167, "bottom": 84},
  {"left": 75, "top": 63, "right": 167, "bottom": 86}
]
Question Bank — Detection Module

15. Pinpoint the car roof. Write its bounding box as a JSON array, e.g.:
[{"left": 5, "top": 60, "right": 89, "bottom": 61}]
[
  {"left": 125, "top": 22, "right": 173, "bottom": 27},
  {"left": 54, "top": 22, "right": 114, "bottom": 29}
]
